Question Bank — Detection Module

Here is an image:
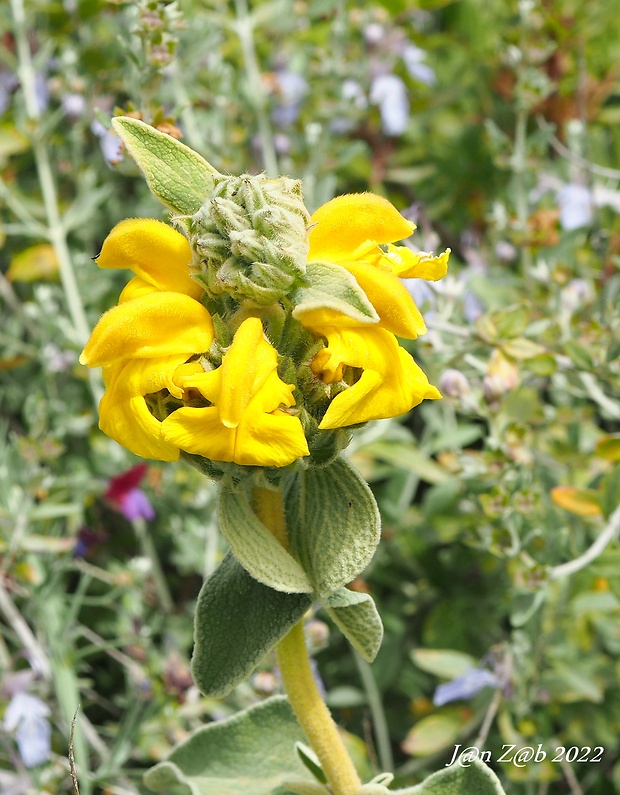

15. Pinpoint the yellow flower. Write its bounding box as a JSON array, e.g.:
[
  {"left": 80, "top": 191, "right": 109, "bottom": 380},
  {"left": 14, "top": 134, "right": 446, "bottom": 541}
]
[
  {"left": 301, "top": 193, "right": 449, "bottom": 340},
  {"left": 312, "top": 325, "right": 441, "bottom": 429},
  {"left": 95, "top": 218, "right": 204, "bottom": 302},
  {"left": 81, "top": 192, "right": 445, "bottom": 464},
  {"left": 82, "top": 220, "right": 308, "bottom": 467},
  {"left": 81, "top": 291, "right": 215, "bottom": 461},
  {"left": 161, "top": 317, "right": 310, "bottom": 466},
  {"left": 302, "top": 193, "right": 447, "bottom": 428}
]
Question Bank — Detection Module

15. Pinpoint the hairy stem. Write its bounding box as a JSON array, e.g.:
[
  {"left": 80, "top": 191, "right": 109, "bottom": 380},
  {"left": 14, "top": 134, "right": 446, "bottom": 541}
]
[
  {"left": 277, "top": 622, "right": 362, "bottom": 795},
  {"left": 252, "top": 487, "right": 362, "bottom": 795}
]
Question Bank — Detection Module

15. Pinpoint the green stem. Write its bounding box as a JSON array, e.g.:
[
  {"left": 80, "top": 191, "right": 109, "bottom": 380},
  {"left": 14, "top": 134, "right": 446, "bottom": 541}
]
[
  {"left": 252, "top": 487, "right": 362, "bottom": 795},
  {"left": 9, "top": 0, "right": 102, "bottom": 407},
  {"left": 233, "top": 0, "right": 279, "bottom": 177},
  {"left": 354, "top": 654, "right": 393, "bottom": 773},
  {"left": 133, "top": 517, "right": 174, "bottom": 613}
]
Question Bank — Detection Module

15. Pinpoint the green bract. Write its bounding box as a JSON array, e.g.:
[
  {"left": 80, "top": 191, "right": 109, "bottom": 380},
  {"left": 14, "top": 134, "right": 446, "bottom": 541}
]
[
  {"left": 285, "top": 457, "right": 381, "bottom": 597},
  {"left": 112, "top": 116, "right": 220, "bottom": 215},
  {"left": 192, "top": 553, "right": 311, "bottom": 697}
]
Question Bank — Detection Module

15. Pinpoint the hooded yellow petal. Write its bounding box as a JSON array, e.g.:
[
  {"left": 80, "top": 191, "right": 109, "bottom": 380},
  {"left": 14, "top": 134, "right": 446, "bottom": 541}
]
[
  {"left": 383, "top": 245, "right": 450, "bottom": 281},
  {"left": 161, "top": 405, "right": 309, "bottom": 466},
  {"left": 80, "top": 292, "right": 214, "bottom": 367},
  {"left": 217, "top": 318, "right": 271, "bottom": 429},
  {"left": 309, "top": 193, "right": 415, "bottom": 261},
  {"left": 233, "top": 408, "right": 309, "bottom": 466},
  {"left": 118, "top": 276, "right": 159, "bottom": 303},
  {"left": 313, "top": 326, "right": 441, "bottom": 428},
  {"left": 98, "top": 357, "right": 187, "bottom": 461},
  {"left": 162, "top": 316, "right": 307, "bottom": 466},
  {"left": 343, "top": 260, "right": 427, "bottom": 339},
  {"left": 96, "top": 218, "right": 204, "bottom": 300}
]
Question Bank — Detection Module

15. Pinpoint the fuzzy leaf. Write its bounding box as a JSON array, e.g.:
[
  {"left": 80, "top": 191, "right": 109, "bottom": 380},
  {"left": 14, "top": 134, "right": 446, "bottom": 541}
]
[
  {"left": 219, "top": 488, "right": 312, "bottom": 593},
  {"left": 295, "top": 743, "right": 327, "bottom": 784},
  {"left": 285, "top": 457, "right": 381, "bottom": 597},
  {"left": 144, "top": 696, "right": 313, "bottom": 795},
  {"left": 283, "top": 782, "right": 330, "bottom": 795},
  {"left": 291, "top": 261, "right": 379, "bottom": 324},
  {"left": 394, "top": 759, "right": 507, "bottom": 794},
  {"left": 322, "top": 588, "right": 383, "bottom": 662},
  {"left": 112, "top": 116, "right": 220, "bottom": 215},
  {"left": 501, "top": 338, "right": 546, "bottom": 360},
  {"left": 192, "top": 552, "right": 311, "bottom": 697}
]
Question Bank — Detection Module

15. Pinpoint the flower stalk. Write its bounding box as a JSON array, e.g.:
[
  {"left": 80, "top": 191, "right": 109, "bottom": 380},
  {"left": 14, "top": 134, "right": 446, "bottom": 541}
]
[
  {"left": 277, "top": 622, "right": 362, "bottom": 795},
  {"left": 251, "top": 487, "right": 362, "bottom": 795}
]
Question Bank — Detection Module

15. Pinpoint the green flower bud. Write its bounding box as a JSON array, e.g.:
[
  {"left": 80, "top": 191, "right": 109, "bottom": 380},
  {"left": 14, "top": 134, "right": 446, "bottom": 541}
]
[{"left": 188, "top": 173, "right": 310, "bottom": 306}]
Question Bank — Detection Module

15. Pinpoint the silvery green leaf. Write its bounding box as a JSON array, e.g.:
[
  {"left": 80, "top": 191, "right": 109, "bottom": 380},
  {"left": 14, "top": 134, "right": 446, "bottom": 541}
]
[
  {"left": 322, "top": 588, "right": 383, "bottom": 662},
  {"left": 392, "top": 759, "right": 507, "bottom": 794},
  {"left": 219, "top": 487, "right": 312, "bottom": 594},
  {"left": 291, "top": 261, "right": 379, "bottom": 324},
  {"left": 192, "top": 552, "right": 311, "bottom": 698},
  {"left": 283, "top": 781, "right": 331, "bottom": 795},
  {"left": 285, "top": 457, "right": 381, "bottom": 597},
  {"left": 112, "top": 116, "right": 220, "bottom": 215},
  {"left": 144, "top": 696, "right": 313, "bottom": 794}
]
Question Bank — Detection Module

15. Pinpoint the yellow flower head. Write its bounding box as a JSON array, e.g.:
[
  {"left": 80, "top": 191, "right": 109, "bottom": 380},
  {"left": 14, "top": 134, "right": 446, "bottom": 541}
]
[{"left": 80, "top": 189, "right": 447, "bottom": 470}]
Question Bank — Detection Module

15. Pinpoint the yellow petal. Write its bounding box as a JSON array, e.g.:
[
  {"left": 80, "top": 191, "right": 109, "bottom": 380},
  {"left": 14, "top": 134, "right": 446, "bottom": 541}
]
[
  {"left": 344, "top": 260, "right": 427, "bottom": 339},
  {"left": 383, "top": 245, "right": 450, "bottom": 281},
  {"left": 98, "top": 357, "right": 187, "bottom": 461},
  {"left": 309, "top": 193, "right": 415, "bottom": 261},
  {"left": 80, "top": 292, "right": 214, "bottom": 367},
  {"left": 234, "top": 409, "right": 309, "bottom": 466},
  {"left": 118, "top": 276, "right": 159, "bottom": 303},
  {"left": 313, "top": 326, "right": 441, "bottom": 428},
  {"left": 96, "top": 218, "right": 204, "bottom": 300},
  {"left": 217, "top": 318, "right": 270, "bottom": 429},
  {"left": 162, "top": 405, "right": 309, "bottom": 466},
  {"left": 162, "top": 316, "right": 308, "bottom": 466}
]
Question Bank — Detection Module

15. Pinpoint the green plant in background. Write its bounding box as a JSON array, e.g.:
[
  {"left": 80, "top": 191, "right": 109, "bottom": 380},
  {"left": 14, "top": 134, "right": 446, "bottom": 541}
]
[
  {"left": 2, "top": 0, "right": 620, "bottom": 793},
  {"left": 75, "top": 116, "right": 502, "bottom": 795}
]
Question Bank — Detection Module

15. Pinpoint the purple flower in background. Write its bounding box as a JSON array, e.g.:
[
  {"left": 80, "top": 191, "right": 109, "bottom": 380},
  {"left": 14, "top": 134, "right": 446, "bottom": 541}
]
[
  {"left": 557, "top": 183, "right": 593, "bottom": 231},
  {"left": 104, "top": 464, "right": 155, "bottom": 521},
  {"left": 3, "top": 693, "right": 51, "bottom": 768},
  {"left": 73, "top": 525, "right": 108, "bottom": 558},
  {"left": 433, "top": 668, "right": 498, "bottom": 707},
  {"left": 91, "top": 119, "right": 124, "bottom": 167},
  {"left": 370, "top": 73, "right": 409, "bottom": 136},
  {"left": 270, "top": 71, "right": 308, "bottom": 127},
  {"left": 402, "top": 44, "right": 437, "bottom": 86},
  {"left": 62, "top": 92, "right": 87, "bottom": 120},
  {"left": 0, "top": 69, "right": 19, "bottom": 115}
]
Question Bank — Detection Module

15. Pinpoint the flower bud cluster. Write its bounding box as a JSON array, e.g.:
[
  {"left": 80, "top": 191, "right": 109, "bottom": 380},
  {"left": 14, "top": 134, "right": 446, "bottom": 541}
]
[{"left": 188, "top": 174, "right": 310, "bottom": 305}]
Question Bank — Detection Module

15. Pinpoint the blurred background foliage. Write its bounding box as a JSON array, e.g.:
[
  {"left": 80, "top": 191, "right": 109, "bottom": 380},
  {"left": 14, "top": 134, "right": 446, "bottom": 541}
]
[{"left": 1, "top": 0, "right": 620, "bottom": 793}]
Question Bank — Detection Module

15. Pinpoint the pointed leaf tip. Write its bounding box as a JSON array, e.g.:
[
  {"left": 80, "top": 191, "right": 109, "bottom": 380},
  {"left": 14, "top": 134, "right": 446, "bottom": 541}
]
[{"left": 111, "top": 116, "right": 221, "bottom": 215}]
